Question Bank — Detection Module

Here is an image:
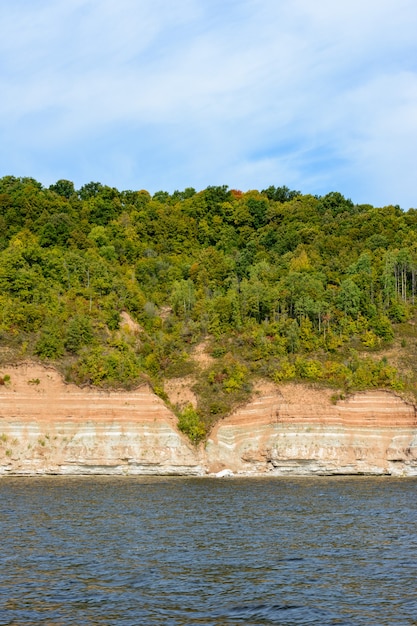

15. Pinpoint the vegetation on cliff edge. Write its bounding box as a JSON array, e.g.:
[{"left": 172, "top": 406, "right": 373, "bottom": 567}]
[{"left": 1, "top": 176, "right": 417, "bottom": 442}]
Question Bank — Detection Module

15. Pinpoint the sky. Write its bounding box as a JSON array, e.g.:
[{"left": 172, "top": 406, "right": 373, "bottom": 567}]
[{"left": 1, "top": 0, "right": 417, "bottom": 208}]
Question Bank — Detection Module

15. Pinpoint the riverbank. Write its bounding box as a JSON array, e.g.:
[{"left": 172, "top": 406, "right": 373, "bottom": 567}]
[{"left": 1, "top": 363, "right": 417, "bottom": 476}]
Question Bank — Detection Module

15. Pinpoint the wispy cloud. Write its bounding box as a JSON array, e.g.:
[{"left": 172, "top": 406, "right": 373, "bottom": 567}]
[{"left": 1, "top": 0, "right": 417, "bottom": 207}]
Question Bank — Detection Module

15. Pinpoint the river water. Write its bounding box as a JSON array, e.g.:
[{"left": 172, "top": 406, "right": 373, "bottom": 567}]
[{"left": 0, "top": 477, "right": 416, "bottom": 625}]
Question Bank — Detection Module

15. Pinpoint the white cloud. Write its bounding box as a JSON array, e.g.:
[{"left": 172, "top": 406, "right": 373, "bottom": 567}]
[{"left": 1, "top": 0, "right": 417, "bottom": 206}]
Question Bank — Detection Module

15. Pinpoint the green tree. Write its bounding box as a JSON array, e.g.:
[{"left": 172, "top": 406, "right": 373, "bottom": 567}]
[
  {"left": 49, "top": 179, "right": 76, "bottom": 199},
  {"left": 65, "top": 315, "right": 94, "bottom": 354},
  {"left": 337, "top": 279, "right": 361, "bottom": 317}
]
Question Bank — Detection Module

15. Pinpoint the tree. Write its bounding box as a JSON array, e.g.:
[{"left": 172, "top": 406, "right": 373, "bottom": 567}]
[
  {"left": 49, "top": 179, "right": 75, "bottom": 199},
  {"left": 286, "top": 319, "right": 300, "bottom": 353},
  {"left": 65, "top": 315, "right": 94, "bottom": 354},
  {"left": 337, "top": 279, "right": 361, "bottom": 317},
  {"left": 261, "top": 185, "right": 301, "bottom": 203},
  {"left": 318, "top": 191, "right": 354, "bottom": 216},
  {"left": 171, "top": 280, "right": 195, "bottom": 318},
  {"left": 78, "top": 181, "right": 103, "bottom": 200}
]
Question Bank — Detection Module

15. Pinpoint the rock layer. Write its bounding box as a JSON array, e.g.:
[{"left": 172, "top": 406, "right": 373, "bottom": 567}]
[
  {"left": 1, "top": 366, "right": 417, "bottom": 476},
  {"left": 0, "top": 364, "right": 203, "bottom": 476},
  {"left": 205, "top": 382, "right": 417, "bottom": 476}
]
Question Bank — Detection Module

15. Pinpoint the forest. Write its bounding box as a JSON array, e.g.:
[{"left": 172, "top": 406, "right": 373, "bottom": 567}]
[{"left": 1, "top": 175, "right": 417, "bottom": 442}]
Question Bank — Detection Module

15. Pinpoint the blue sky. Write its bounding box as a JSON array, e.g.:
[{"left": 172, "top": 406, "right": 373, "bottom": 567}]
[{"left": 1, "top": 0, "right": 417, "bottom": 207}]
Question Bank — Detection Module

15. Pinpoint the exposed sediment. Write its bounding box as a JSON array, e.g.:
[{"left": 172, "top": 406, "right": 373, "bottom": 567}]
[
  {"left": 0, "top": 364, "right": 204, "bottom": 476},
  {"left": 205, "top": 382, "right": 417, "bottom": 476},
  {"left": 1, "top": 365, "right": 417, "bottom": 476}
]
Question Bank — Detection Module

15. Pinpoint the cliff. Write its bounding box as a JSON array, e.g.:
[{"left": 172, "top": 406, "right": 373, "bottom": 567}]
[
  {"left": 1, "top": 365, "right": 417, "bottom": 476},
  {"left": 0, "top": 364, "right": 204, "bottom": 476},
  {"left": 205, "top": 382, "right": 417, "bottom": 476}
]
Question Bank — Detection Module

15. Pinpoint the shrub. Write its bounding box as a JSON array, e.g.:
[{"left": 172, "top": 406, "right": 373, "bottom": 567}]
[
  {"left": 177, "top": 404, "right": 206, "bottom": 444},
  {"left": 360, "top": 330, "right": 380, "bottom": 349},
  {"left": 69, "top": 344, "right": 141, "bottom": 388},
  {"left": 273, "top": 358, "right": 296, "bottom": 382},
  {"left": 295, "top": 357, "right": 324, "bottom": 380},
  {"left": 34, "top": 331, "right": 65, "bottom": 359},
  {"left": 65, "top": 315, "right": 94, "bottom": 353}
]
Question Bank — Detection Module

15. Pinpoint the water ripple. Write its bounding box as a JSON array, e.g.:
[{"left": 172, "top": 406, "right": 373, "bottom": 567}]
[{"left": 0, "top": 477, "right": 416, "bottom": 625}]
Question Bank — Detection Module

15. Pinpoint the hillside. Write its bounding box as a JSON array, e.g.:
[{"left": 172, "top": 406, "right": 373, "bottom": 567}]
[{"left": 1, "top": 176, "right": 417, "bottom": 442}]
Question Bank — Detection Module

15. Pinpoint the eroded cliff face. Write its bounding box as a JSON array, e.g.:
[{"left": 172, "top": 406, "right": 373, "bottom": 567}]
[
  {"left": 0, "top": 364, "right": 203, "bottom": 476},
  {"left": 1, "top": 365, "right": 417, "bottom": 476},
  {"left": 205, "top": 382, "right": 417, "bottom": 476}
]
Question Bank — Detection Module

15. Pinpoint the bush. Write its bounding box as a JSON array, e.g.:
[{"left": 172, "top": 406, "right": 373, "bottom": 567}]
[
  {"left": 35, "top": 331, "right": 65, "bottom": 359},
  {"left": 372, "top": 315, "right": 394, "bottom": 341},
  {"left": 69, "top": 344, "right": 141, "bottom": 388},
  {"left": 177, "top": 404, "right": 206, "bottom": 444},
  {"left": 65, "top": 315, "right": 94, "bottom": 353},
  {"left": 360, "top": 330, "right": 380, "bottom": 349},
  {"left": 295, "top": 357, "right": 324, "bottom": 380},
  {"left": 273, "top": 358, "right": 296, "bottom": 382}
]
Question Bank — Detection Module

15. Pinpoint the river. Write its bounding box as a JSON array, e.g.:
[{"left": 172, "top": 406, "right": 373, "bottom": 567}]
[{"left": 0, "top": 477, "right": 416, "bottom": 625}]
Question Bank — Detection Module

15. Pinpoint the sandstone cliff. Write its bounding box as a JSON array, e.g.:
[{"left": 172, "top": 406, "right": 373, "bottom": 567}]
[
  {"left": 205, "top": 382, "right": 417, "bottom": 476},
  {"left": 1, "top": 365, "right": 416, "bottom": 476},
  {"left": 0, "top": 364, "right": 204, "bottom": 476}
]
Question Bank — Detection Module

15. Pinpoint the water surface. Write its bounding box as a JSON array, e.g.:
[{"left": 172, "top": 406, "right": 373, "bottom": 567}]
[{"left": 0, "top": 477, "right": 416, "bottom": 625}]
